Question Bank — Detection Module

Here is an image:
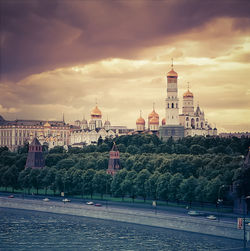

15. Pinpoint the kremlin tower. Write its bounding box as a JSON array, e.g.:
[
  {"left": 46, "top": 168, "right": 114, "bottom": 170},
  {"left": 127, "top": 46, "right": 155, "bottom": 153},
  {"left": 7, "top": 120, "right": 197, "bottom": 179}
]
[
  {"left": 107, "top": 143, "right": 121, "bottom": 176},
  {"left": 25, "top": 137, "right": 45, "bottom": 169}
]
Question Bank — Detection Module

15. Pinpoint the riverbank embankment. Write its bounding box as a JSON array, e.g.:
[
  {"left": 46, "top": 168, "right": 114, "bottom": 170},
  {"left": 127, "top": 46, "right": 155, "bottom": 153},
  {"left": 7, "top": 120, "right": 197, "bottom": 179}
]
[{"left": 0, "top": 197, "right": 245, "bottom": 241}]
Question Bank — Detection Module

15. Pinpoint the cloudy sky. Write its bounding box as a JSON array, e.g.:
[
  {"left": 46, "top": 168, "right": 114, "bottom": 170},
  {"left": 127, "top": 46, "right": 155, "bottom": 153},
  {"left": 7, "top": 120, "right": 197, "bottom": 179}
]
[{"left": 1, "top": 0, "right": 250, "bottom": 132}]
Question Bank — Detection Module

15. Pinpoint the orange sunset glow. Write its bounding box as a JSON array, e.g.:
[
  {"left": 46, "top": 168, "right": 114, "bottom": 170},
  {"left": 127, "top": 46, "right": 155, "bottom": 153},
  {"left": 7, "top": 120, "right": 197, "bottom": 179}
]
[{"left": 1, "top": 0, "right": 250, "bottom": 132}]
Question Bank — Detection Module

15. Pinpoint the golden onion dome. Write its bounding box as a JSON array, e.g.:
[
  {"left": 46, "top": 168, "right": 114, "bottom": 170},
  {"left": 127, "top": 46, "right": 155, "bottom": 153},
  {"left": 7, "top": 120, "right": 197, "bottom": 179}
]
[
  {"left": 148, "top": 109, "right": 159, "bottom": 120},
  {"left": 91, "top": 106, "right": 102, "bottom": 117},
  {"left": 183, "top": 89, "right": 193, "bottom": 98},
  {"left": 149, "top": 116, "right": 159, "bottom": 125},
  {"left": 167, "top": 69, "right": 178, "bottom": 78},
  {"left": 44, "top": 121, "right": 51, "bottom": 127},
  {"left": 136, "top": 116, "right": 145, "bottom": 125}
]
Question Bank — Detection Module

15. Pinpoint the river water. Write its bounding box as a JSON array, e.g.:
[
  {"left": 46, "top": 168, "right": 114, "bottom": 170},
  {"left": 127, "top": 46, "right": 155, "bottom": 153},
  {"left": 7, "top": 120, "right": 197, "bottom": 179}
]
[{"left": 0, "top": 207, "right": 243, "bottom": 251}]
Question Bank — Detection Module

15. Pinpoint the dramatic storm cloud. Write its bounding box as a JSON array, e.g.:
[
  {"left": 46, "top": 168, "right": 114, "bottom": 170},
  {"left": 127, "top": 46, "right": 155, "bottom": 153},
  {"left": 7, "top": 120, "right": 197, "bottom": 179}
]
[{"left": 1, "top": 0, "right": 250, "bottom": 132}]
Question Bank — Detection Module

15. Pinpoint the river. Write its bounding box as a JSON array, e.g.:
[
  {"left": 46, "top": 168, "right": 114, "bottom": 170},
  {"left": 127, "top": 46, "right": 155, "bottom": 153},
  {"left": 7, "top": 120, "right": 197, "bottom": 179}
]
[{"left": 0, "top": 207, "right": 243, "bottom": 251}]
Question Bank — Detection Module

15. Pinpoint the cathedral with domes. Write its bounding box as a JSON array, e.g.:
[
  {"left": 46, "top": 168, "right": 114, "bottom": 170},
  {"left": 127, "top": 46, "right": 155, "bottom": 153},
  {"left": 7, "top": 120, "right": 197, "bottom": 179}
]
[
  {"left": 179, "top": 86, "right": 217, "bottom": 137},
  {"left": 74, "top": 105, "right": 111, "bottom": 131},
  {"left": 136, "top": 61, "right": 217, "bottom": 139},
  {"left": 135, "top": 107, "right": 160, "bottom": 134},
  {"left": 70, "top": 104, "right": 129, "bottom": 146}
]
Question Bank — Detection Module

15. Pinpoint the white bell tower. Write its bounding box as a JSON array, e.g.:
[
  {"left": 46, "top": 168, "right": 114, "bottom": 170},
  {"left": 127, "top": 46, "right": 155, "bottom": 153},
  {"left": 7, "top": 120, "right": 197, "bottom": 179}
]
[{"left": 165, "top": 59, "right": 180, "bottom": 125}]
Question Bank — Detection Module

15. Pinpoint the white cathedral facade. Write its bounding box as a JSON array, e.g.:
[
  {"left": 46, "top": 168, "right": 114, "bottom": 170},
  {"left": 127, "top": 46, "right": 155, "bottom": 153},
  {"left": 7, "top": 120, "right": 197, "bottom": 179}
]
[{"left": 70, "top": 105, "right": 130, "bottom": 147}]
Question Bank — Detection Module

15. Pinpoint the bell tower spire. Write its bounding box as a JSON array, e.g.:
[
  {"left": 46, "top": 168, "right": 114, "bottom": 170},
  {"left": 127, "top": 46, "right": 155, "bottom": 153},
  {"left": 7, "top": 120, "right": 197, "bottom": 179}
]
[
  {"left": 159, "top": 60, "right": 184, "bottom": 141},
  {"left": 165, "top": 59, "right": 179, "bottom": 125}
]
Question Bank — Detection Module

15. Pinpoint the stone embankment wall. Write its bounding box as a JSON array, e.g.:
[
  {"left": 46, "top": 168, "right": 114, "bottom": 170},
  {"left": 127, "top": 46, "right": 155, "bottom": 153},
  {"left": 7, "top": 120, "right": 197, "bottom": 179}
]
[{"left": 0, "top": 197, "right": 243, "bottom": 240}]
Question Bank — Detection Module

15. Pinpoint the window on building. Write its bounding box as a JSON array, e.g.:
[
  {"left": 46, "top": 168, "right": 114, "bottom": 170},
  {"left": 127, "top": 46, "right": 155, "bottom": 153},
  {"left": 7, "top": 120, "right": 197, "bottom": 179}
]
[
  {"left": 172, "top": 103, "right": 174, "bottom": 108},
  {"left": 191, "top": 118, "right": 195, "bottom": 129}
]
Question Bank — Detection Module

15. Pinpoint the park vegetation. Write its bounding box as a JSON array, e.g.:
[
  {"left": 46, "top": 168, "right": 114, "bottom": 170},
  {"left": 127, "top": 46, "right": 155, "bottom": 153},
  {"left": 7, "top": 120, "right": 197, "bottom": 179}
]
[{"left": 0, "top": 135, "right": 249, "bottom": 206}]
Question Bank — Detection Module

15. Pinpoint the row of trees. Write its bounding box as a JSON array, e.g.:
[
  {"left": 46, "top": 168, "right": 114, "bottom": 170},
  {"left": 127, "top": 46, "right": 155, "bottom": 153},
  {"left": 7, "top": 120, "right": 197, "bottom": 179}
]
[
  {"left": 0, "top": 165, "right": 227, "bottom": 205},
  {"left": 0, "top": 135, "right": 249, "bottom": 205},
  {"left": 2, "top": 135, "right": 250, "bottom": 157},
  {"left": 38, "top": 134, "right": 250, "bottom": 155}
]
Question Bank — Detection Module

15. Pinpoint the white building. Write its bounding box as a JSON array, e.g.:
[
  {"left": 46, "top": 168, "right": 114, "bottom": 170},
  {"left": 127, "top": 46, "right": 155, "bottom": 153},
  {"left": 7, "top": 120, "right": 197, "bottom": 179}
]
[
  {"left": 70, "top": 105, "right": 128, "bottom": 147},
  {"left": 159, "top": 62, "right": 184, "bottom": 140},
  {"left": 0, "top": 115, "right": 70, "bottom": 151},
  {"left": 154, "top": 61, "right": 217, "bottom": 140},
  {"left": 165, "top": 66, "right": 180, "bottom": 125},
  {"left": 179, "top": 87, "right": 217, "bottom": 136}
]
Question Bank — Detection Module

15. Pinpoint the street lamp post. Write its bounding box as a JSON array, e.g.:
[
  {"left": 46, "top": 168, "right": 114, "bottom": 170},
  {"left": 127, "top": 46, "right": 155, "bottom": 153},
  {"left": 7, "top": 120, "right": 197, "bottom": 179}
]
[
  {"left": 105, "top": 178, "right": 108, "bottom": 209},
  {"left": 243, "top": 215, "right": 246, "bottom": 250},
  {"left": 152, "top": 200, "right": 157, "bottom": 215},
  {"left": 217, "top": 199, "right": 223, "bottom": 222},
  {"left": 217, "top": 185, "right": 227, "bottom": 222},
  {"left": 243, "top": 196, "right": 250, "bottom": 250}
]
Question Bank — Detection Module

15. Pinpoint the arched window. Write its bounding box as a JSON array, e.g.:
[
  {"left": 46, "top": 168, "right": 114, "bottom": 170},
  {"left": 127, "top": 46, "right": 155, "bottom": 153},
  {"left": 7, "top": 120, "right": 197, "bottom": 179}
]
[
  {"left": 196, "top": 118, "right": 199, "bottom": 122},
  {"left": 191, "top": 118, "right": 195, "bottom": 129},
  {"left": 168, "top": 103, "right": 169, "bottom": 108},
  {"left": 172, "top": 103, "right": 174, "bottom": 108},
  {"left": 186, "top": 117, "right": 189, "bottom": 121}
]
